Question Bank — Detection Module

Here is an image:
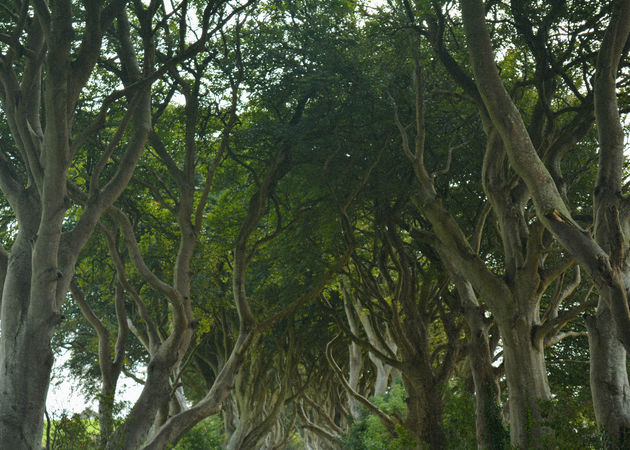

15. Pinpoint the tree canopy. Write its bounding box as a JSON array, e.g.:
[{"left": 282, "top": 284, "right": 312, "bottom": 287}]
[{"left": 0, "top": 0, "right": 629, "bottom": 448}]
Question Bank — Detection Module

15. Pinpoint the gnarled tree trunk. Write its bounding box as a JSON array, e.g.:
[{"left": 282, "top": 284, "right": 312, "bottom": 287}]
[
  {"left": 499, "top": 319, "right": 551, "bottom": 446},
  {"left": 586, "top": 302, "right": 630, "bottom": 447},
  {"left": 453, "top": 272, "right": 507, "bottom": 449},
  {"left": 0, "top": 233, "right": 55, "bottom": 449},
  {"left": 401, "top": 369, "right": 448, "bottom": 450}
]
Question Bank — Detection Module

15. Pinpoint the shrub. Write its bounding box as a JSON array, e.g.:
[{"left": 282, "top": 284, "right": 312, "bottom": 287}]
[{"left": 171, "top": 416, "right": 224, "bottom": 450}]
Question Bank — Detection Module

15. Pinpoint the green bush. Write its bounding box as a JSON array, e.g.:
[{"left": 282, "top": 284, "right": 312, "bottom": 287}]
[
  {"left": 536, "top": 393, "right": 599, "bottom": 449},
  {"left": 442, "top": 381, "right": 478, "bottom": 450},
  {"left": 343, "top": 380, "right": 420, "bottom": 450},
  {"left": 44, "top": 412, "right": 99, "bottom": 449},
  {"left": 170, "top": 416, "right": 224, "bottom": 450}
]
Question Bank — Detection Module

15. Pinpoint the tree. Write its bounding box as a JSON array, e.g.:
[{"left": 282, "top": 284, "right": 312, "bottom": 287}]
[
  {"left": 457, "top": 0, "right": 630, "bottom": 444},
  {"left": 331, "top": 212, "right": 463, "bottom": 449},
  {"left": 0, "top": 2, "right": 150, "bottom": 446},
  {"left": 2, "top": 0, "right": 617, "bottom": 447},
  {"left": 377, "top": 1, "right": 603, "bottom": 445},
  {"left": 0, "top": 0, "right": 249, "bottom": 446}
]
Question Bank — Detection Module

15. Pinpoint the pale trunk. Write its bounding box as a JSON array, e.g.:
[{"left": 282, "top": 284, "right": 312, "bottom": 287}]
[
  {"left": 347, "top": 342, "right": 363, "bottom": 419},
  {"left": 226, "top": 414, "right": 254, "bottom": 450},
  {"left": 371, "top": 358, "right": 391, "bottom": 397},
  {"left": 586, "top": 302, "right": 630, "bottom": 448},
  {"left": 499, "top": 320, "right": 551, "bottom": 448},
  {"left": 223, "top": 395, "right": 238, "bottom": 440},
  {"left": 225, "top": 362, "right": 258, "bottom": 450},
  {"left": 466, "top": 313, "right": 506, "bottom": 449},
  {"left": 343, "top": 287, "right": 363, "bottom": 419},
  {"left": 352, "top": 296, "right": 396, "bottom": 398},
  {"left": 0, "top": 233, "right": 57, "bottom": 449},
  {"left": 227, "top": 376, "right": 286, "bottom": 449},
  {"left": 140, "top": 330, "right": 256, "bottom": 449}
]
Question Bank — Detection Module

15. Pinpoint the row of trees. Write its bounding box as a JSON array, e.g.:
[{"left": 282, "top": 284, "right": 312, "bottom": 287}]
[{"left": 0, "top": 0, "right": 629, "bottom": 448}]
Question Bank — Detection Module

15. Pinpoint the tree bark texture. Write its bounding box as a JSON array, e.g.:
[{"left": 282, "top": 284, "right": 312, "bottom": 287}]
[
  {"left": 0, "top": 0, "right": 150, "bottom": 444},
  {"left": 402, "top": 370, "right": 448, "bottom": 450},
  {"left": 453, "top": 273, "right": 507, "bottom": 449},
  {"left": 467, "top": 318, "right": 506, "bottom": 450},
  {"left": 499, "top": 320, "right": 551, "bottom": 447},
  {"left": 586, "top": 303, "right": 630, "bottom": 447},
  {"left": 0, "top": 234, "right": 56, "bottom": 448}
]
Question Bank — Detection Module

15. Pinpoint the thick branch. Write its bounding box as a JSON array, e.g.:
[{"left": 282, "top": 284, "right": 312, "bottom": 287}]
[{"left": 326, "top": 335, "right": 399, "bottom": 434}]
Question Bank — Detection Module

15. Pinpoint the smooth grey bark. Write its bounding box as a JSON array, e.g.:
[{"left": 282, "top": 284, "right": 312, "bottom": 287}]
[
  {"left": 342, "top": 280, "right": 397, "bottom": 415},
  {"left": 500, "top": 320, "right": 551, "bottom": 444},
  {"left": 450, "top": 271, "right": 507, "bottom": 449},
  {"left": 395, "top": 51, "right": 568, "bottom": 445},
  {"left": 586, "top": 303, "right": 630, "bottom": 447},
  {"left": 351, "top": 301, "right": 397, "bottom": 397},
  {"left": 0, "top": 2, "right": 149, "bottom": 446},
  {"left": 0, "top": 230, "right": 48, "bottom": 448},
  {"left": 326, "top": 335, "right": 400, "bottom": 436},
  {"left": 343, "top": 289, "right": 364, "bottom": 420},
  {"left": 433, "top": 0, "right": 630, "bottom": 445},
  {"left": 223, "top": 395, "right": 238, "bottom": 441},
  {"left": 456, "top": 0, "right": 630, "bottom": 442},
  {"left": 458, "top": 0, "right": 630, "bottom": 349},
  {"left": 296, "top": 365, "right": 349, "bottom": 449},
  {"left": 225, "top": 341, "right": 294, "bottom": 450},
  {"left": 588, "top": 1, "right": 630, "bottom": 444},
  {"left": 71, "top": 279, "right": 129, "bottom": 446},
  {"left": 140, "top": 329, "right": 257, "bottom": 449},
  {"left": 298, "top": 392, "right": 346, "bottom": 449}
]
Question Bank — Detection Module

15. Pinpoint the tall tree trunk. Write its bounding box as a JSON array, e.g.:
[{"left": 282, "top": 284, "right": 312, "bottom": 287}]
[
  {"left": 343, "top": 286, "right": 364, "bottom": 419},
  {"left": 586, "top": 302, "right": 630, "bottom": 448},
  {"left": 0, "top": 317, "right": 55, "bottom": 449},
  {"left": 0, "top": 230, "right": 57, "bottom": 449},
  {"left": 223, "top": 395, "right": 238, "bottom": 442},
  {"left": 371, "top": 357, "right": 392, "bottom": 397},
  {"left": 226, "top": 414, "right": 254, "bottom": 450},
  {"left": 499, "top": 319, "right": 551, "bottom": 447},
  {"left": 465, "top": 309, "right": 506, "bottom": 449},
  {"left": 588, "top": 2, "right": 630, "bottom": 439},
  {"left": 347, "top": 341, "right": 363, "bottom": 419},
  {"left": 99, "top": 380, "right": 117, "bottom": 446},
  {"left": 451, "top": 270, "right": 507, "bottom": 449},
  {"left": 106, "top": 344, "right": 189, "bottom": 449},
  {"left": 402, "top": 370, "right": 447, "bottom": 450}
]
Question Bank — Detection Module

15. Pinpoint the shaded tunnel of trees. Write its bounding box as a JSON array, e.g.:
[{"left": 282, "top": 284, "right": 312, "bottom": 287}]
[{"left": 1, "top": 0, "right": 630, "bottom": 448}]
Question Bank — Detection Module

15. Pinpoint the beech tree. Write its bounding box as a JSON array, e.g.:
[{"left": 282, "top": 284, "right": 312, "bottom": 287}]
[
  {"left": 0, "top": 2, "right": 151, "bottom": 446},
  {"left": 383, "top": 0, "right": 609, "bottom": 445},
  {"left": 456, "top": 0, "right": 630, "bottom": 444},
  {"left": 3, "top": 0, "right": 620, "bottom": 447},
  {"left": 0, "top": 0, "right": 250, "bottom": 446}
]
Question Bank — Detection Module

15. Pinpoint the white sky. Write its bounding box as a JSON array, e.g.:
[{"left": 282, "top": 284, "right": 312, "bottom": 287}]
[{"left": 46, "top": 350, "right": 145, "bottom": 417}]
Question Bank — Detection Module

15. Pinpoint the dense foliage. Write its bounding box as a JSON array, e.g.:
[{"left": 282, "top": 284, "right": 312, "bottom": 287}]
[{"left": 1, "top": 0, "right": 629, "bottom": 448}]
